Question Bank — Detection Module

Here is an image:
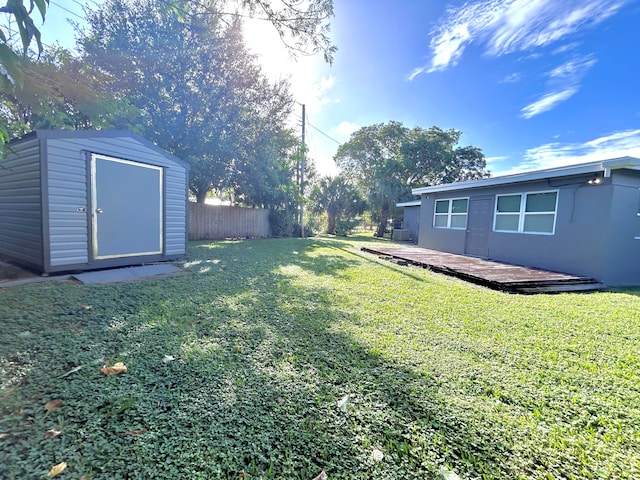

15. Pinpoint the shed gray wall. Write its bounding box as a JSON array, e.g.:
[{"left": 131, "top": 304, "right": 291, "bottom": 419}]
[
  {"left": 44, "top": 135, "right": 188, "bottom": 270},
  {"left": 45, "top": 138, "right": 90, "bottom": 268},
  {"left": 0, "top": 138, "right": 43, "bottom": 269},
  {"left": 418, "top": 171, "right": 640, "bottom": 285}
]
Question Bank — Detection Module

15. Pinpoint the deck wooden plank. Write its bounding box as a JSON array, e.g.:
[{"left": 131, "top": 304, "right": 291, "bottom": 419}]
[{"left": 361, "top": 245, "right": 603, "bottom": 293}]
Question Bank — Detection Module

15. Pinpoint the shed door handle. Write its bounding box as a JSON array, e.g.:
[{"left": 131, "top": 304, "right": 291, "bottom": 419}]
[{"left": 96, "top": 208, "right": 103, "bottom": 214}]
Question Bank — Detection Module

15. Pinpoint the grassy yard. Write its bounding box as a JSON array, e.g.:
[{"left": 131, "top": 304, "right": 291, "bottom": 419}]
[{"left": 1, "top": 237, "right": 639, "bottom": 479}]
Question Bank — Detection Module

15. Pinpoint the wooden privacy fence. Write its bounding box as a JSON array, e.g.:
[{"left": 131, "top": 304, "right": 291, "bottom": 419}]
[{"left": 188, "top": 202, "right": 271, "bottom": 240}]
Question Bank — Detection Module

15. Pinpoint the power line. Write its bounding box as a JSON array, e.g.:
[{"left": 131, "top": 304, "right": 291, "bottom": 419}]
[
  {"left": 49, "top": 1, "right": 86, "bottom": 21},
  {"left": 306, "top": 119, "right": 341, "bottom": 145},
  {"left": 69, "top": 0, "right": 100, "bottom": 10}
]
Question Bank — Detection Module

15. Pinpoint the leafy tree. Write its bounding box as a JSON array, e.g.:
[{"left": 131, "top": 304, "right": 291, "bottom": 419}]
[
  {"left": 334, "top": 121, "right": 488, "bottom": 237},
  {"left": 235, "top": 130, "right": 293, "bottom": 202},
  {"left": 80, "top": 0, "right": 294, "bottom": 203},
  {"left": 215, "top": 0, "right": 336, "bottom": 63},
  {"left": 401, "top": 126, "right": 488, "bottom": 185},
  {"left": 334, "top": 121, "right": 410, "bottom": 237},
  {"left": 310, "top": 174, "right": 365, "bottom": 235},
  {"left": 0, "top": 0, "right": 49, "bottom": 141},
  {"left": 1, "top": 46, "right": 139, "bottom": 137}
]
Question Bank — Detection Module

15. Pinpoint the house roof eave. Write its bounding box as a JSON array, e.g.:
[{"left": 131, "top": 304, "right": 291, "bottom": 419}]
[{"left": 411, "top": 156, "right": 640, "bottom": 196}]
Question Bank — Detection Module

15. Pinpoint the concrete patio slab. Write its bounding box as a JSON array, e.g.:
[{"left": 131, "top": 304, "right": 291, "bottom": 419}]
[{"left": 72, "top": 264, "right": 183, "bottom": 285}]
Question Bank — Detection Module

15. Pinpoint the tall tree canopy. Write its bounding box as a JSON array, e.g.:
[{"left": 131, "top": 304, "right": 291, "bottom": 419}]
[
  {"left": 334, "top": 121, "right": 489, "bottom": 237},
  {"left": 0, "top": 0, "right": 49, "bottom": 141},
  {"left": 1, "top": 0, "right": 336, "bottom": 142},
  {"left": 1, "top": 46, "right": 138, "bottom": 138},
  {"left": 79, "top": 0, "right": 294, "bottom": 203}
]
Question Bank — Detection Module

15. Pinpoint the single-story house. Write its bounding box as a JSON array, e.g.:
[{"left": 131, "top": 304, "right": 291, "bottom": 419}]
[
  {"left": 0, "top": 129, "right": 190, "bottom": 274},
  {"left": 394, "top": 200, "right": 421, "bottom": 242},
  {"left": 412, "top": 157, "right": 640, "bottom": 286}
]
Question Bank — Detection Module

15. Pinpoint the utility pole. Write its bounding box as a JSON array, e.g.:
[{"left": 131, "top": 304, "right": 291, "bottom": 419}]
[{"left": 300, "top": 103, "right": 305, "bottom": 238}]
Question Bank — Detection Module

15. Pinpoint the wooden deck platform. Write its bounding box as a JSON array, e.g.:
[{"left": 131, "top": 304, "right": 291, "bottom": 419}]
[{"left": 361, "top": 246, "right": 603, "bottom": 294}]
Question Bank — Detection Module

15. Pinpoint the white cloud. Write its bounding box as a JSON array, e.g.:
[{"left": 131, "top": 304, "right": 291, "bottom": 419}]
[
  {"left": 413, "top": 0, "right": 626, "bottom": 75},
  {"left": 485, "top": 155, "right": 509, "bottom": 165},
  {"left": 335, "top": 121, "right": 359, "bottom": 137},
  {"left": 520, "top": 55, "right": 596, "bottom": 118},
  {"left": 505, "top": 129, "right": 640, "bottom": 173},
  {"left": 548, "top": 56, "right": 597, "bottom": 78},
  {"left": 295, "top": 75, "right": 337, "bottom": 116},
  {"left": 484, "top": 155, "right": 509, "bottom": 173},
  {"left": 552, "top": 42, "right": 580, "bottom": 54},
  {"left": 500, "top": 72, "right": 522, "bottom": 83},
  {"left": 408, "top": 67, "right": 426, "bottom": 81},
  {"left": 520, "top": 87, "right": 577, "bottom": 118}
]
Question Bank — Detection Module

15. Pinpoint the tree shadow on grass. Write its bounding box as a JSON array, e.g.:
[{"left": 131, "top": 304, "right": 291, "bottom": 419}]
[{"left": 1, "top": 238, "right": 512, "bottom": 479}]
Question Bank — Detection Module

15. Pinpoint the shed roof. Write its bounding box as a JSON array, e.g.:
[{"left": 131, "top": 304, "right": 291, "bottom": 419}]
[
  {"left": 412, "top": 157, "right": 640, "bottom": 195},
  {"left": 10, "top": 129, "right": 190, "bottom": 170}
]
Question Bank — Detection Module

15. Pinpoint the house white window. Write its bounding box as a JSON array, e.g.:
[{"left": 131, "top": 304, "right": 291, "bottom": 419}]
[
  {"left": 494, "top": 191, "right": 558, "bottom": 234},
  {"left": 434, "top": 198, "right": 468, "bottom": 229}
]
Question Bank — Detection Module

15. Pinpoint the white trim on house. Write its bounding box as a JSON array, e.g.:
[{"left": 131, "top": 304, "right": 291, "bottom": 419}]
[
  {"left": 396, "top": 200, "right": 422, "bottom": 207},
  {"left": 412, "top": 157, "right": 640, "bottom": 195}
]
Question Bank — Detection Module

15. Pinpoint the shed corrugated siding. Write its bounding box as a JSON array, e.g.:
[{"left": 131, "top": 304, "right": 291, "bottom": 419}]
[
  {"left": 165, "top": 167, "right": 187, "bottom": 255},
  {"left": 46, "top": 136, "right": 187, "bottom": 265},
  {"left": 0, "top": 139, "right": 43, "bottom": 266},
  {"left": 46, "top": 141, "right": 90, "bottom": 266}
]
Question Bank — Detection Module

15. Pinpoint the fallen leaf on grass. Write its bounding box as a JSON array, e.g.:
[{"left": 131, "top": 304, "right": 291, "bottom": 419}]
[
  {"left": 44, "top": 429, "right": 61, "bottom": 439},
  {"left": 371, "top": 448, "right": 384, "bottom": 462},
  {"left": 336, "top": 394, "right": 350, "bottom": 412},
  {"left": 100, "top": 362, "right": 127, "bottom": 375},
  {"left": 79, "top": 304, "right": 92, "bottom": 310},
  {"left": 44, "top": 399, "right": 64, "bottom": 411},
  {"left": 162, "top": 355, "right": 175, "bottom": 363},
  {"left": 311, "top": 471, "right": 328, "bottom": 480},
  {"left": 48, "top": 462, "right": 67, "bottom": 477},
  {"left": 121, "top": 429, "right": 147, "bottom": 435},
  {"left": 439, "top": 467, "right": 462, "bottom": 480},
  {"left": 0, "top": 433, "right": 9, "bottom": 439}
]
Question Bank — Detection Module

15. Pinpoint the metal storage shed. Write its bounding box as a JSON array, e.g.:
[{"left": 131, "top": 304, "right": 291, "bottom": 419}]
[{"left": 0, "top": 130, "right": 190, "bottom": 274}]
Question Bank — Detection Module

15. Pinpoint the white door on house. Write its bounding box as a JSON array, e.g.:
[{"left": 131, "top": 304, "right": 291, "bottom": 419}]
[
  {"left": 91, "top": 154, "right": 163, "bottom": 260},
  {"left": 464, "top": 197, "right": 492, "bottom": 258}
]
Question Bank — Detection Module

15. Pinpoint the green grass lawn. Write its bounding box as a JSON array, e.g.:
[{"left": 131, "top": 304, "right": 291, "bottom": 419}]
[{"left": 1, "top": 237, "right": 639, "bottom": 479}]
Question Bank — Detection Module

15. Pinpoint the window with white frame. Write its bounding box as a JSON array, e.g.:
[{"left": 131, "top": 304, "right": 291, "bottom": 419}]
[
  {"left": 494, "top": 191, "right": 558, "bottom": 234},
  {"left": 433, "top": 198, "right": 468, "bottom": 229}
]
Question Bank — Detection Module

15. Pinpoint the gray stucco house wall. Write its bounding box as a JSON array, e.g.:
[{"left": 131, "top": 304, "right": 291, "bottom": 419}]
[
  {"left": 412, "top": 157, "right": 640, "bottom": 286},
  {"left": 0, "top": 130, "right": 190, "bottom": 273}
]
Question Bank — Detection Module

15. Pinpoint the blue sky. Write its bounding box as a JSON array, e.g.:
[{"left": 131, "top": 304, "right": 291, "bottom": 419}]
[{"left": 36, "top": 0, "right": 640, "bottom": 177}]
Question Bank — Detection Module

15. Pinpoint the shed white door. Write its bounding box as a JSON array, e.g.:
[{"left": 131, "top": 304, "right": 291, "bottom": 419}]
[{"left": 91, "top": 154, "right": 163, "bottom": 259}]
